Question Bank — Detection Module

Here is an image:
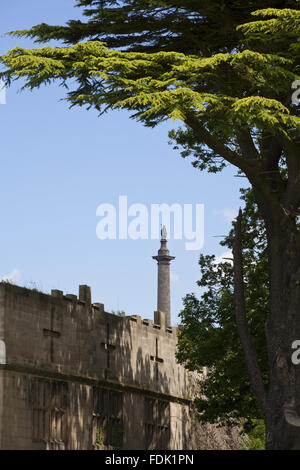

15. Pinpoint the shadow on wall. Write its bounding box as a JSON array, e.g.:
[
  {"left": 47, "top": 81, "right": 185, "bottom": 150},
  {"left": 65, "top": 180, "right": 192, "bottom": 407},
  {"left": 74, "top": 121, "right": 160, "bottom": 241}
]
[{"left": 0, "top": 283, "right": 194, "bottom": 450}]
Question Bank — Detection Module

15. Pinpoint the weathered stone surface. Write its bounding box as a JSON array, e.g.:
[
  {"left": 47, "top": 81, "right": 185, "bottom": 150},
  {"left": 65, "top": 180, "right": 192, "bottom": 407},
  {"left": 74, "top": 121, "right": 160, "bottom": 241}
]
[
  {"left": 152, "top": 227, "right": 175, "bottom": 327},
  {"left": 79, "top": 285, "right": 91, "bottom": 304},
  {"left": 154, "top": 310, "right": 165, "bottom": 329},
  {"left": 51, "top": 290, "right": 63, "bottom": 298},
  {"left": 0, "top": 281, "right": 244, "bottom": 450}
]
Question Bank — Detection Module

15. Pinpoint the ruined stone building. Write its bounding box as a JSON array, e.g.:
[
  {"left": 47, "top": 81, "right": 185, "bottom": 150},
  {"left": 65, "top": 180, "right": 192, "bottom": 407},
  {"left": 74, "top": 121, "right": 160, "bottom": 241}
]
[{"left": 0, "top": 230, "right": 241, "bottom": 450}]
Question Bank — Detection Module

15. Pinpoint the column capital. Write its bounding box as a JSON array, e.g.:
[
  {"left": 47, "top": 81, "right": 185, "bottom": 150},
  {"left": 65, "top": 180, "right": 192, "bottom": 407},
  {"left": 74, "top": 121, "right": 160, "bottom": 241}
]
[{"left": 152, "top": 254, "right": 175, "bottom": 264}]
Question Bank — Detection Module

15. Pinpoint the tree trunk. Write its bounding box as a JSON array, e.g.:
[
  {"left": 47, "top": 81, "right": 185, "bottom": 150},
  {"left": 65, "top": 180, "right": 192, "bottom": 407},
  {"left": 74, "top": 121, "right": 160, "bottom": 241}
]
[
  {"left": 234, "top": 205, "right": 300, "bottom": 449},
  {"left": 264, "top": 216, "right": 300, "bottom": 449}
]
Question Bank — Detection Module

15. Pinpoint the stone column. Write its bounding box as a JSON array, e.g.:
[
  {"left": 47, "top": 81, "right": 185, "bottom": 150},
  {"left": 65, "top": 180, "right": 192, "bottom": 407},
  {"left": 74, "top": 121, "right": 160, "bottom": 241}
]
[{"left": 152, "top": 226, "right": 175, "bottom": 327}]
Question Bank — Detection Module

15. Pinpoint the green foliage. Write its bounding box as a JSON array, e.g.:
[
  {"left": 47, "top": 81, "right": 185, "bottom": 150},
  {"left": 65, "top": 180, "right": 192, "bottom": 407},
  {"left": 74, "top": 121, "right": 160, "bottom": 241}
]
[
  {"left": 245, "top": 419, "right": 266, "bottom": 450},
  {"left": 94, "top": 427, "right": 104, "bottom": 450},
  {"left": 9, "top": 0, "right": 294, "bottom": 55},
  {"left": 94, "top": 426, "right": 124, "bottom": 450},
  {"left": 176, "top": 188, "right": 268, "bottom": 430},
  {"left": 1, "top": 3, "right": 300, "bottom": 181}
]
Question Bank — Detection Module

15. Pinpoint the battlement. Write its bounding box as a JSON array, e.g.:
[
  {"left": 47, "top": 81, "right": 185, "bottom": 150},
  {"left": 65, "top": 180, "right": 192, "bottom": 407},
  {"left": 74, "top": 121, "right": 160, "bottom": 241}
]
[
  {"left": 0, "top": 282, "right": 175, "bottom": 333},
  {"left": 0, "top": 282, "right": 190, "bottom": 400}
]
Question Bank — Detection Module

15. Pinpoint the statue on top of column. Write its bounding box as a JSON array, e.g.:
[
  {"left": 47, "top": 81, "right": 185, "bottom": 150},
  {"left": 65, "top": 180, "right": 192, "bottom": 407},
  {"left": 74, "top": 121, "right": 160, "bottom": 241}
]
[{"left": 161, "top": 225, "right": 167, "bottom": 240}]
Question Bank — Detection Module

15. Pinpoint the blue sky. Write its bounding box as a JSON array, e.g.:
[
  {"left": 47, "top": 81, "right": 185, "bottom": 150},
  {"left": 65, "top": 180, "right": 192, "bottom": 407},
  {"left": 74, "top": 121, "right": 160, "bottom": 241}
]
[{"left": 0, "top": 1, "right": 246, "bottom": 324}]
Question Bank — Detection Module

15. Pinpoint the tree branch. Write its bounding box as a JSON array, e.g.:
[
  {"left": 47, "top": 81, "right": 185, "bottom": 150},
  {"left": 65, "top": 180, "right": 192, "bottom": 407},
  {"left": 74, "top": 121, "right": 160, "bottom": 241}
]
[
  {"left": 234, "top": 125, "right": 260, "bottom": 162},
  {"left": 233, "top": 209, "right": 267, "bottom": 414},
  {"left": 186, "top": 114, "right": 252, "bottom": 172},
  {"left": 185, "top": 115, "right": 279, "bottom": 212}
]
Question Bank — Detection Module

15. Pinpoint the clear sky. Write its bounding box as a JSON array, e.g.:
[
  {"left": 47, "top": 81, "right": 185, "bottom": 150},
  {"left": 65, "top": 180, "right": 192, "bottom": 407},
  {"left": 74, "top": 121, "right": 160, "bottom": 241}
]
[{"left": 0, "top": 1, "right": 246, "bottom": 324}]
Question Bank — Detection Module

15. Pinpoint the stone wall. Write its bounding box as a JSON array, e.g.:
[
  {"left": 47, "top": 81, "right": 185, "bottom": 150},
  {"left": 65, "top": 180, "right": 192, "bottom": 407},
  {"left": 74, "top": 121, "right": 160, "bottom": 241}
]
[
  {"left": 0, "top": 283, "right": 244, "bottom": 450},
  {"left": 0, "top": 283, "right": 194, "bottom": 396},
  {"left": 0, "top": 283, "right": 199, "bottom": 450}
]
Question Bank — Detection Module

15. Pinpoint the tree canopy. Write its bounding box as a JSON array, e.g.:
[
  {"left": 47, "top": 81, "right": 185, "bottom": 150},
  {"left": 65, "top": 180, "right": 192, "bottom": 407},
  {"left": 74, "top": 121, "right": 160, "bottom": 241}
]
[
  {"left": 8, "top": 0, "right": 294, "bottom": 55},
  {"left": 1, "top": 5, "right": 299, "bottom": 188}
]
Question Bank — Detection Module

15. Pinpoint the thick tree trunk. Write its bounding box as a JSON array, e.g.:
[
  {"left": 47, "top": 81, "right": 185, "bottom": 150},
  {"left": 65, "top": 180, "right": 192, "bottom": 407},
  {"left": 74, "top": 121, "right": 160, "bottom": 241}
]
[
  {"left": 264, "top": 219, "right": 300, "bottom": 449},
  {"left": 233, "top": 207, "right": 300, "bottom": 449}
]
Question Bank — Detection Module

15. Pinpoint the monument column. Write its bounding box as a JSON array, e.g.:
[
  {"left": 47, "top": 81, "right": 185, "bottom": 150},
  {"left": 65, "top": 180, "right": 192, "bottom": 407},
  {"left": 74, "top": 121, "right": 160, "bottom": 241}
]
[{"left": 152, "top": 226, "right": 175, "bottom": 327}]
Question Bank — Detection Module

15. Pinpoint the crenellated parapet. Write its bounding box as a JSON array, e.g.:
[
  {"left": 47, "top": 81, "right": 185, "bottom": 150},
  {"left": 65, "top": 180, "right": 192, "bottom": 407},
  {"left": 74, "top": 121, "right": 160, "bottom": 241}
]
[{"left": 0, "top": 281, "right": 192, "bottom": 401}]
